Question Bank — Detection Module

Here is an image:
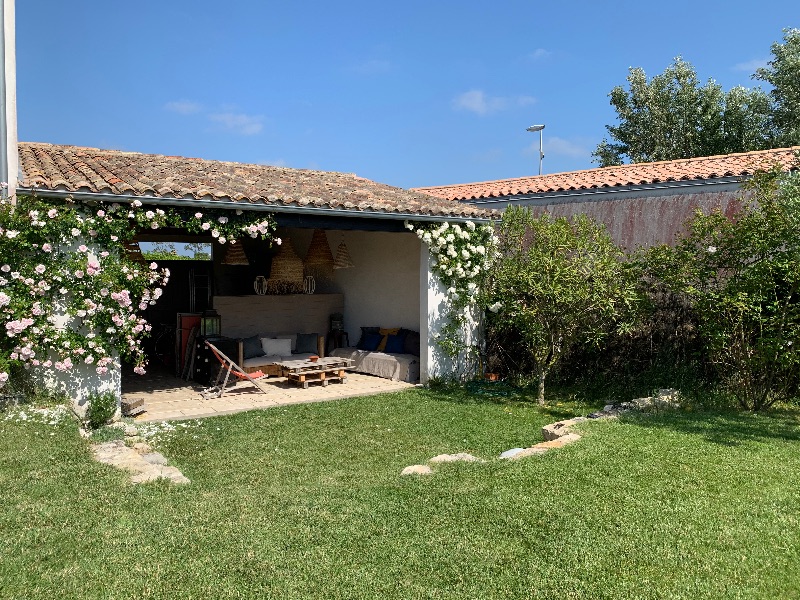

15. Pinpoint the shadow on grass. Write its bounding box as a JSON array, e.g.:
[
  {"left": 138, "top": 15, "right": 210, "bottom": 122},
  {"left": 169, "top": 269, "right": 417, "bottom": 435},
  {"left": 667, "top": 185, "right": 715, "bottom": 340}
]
[
  {"left": 620, "top": 407, "right": 800, "bottom": 446},
  {"left": 423, "top": 380, "right": 800, "bottom": 447},
  {"left": 420, "top": 380, "right": 601, "bottom": 420}
]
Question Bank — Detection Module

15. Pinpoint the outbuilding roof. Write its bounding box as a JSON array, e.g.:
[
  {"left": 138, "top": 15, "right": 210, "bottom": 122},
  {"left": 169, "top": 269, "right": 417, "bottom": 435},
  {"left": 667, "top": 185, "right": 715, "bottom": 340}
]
[
  {"left": 415, "top": 147, "right": 800, "bottom": 201},
  {"left": 17, "top": 142, "right": 496, "bottom": 221}
]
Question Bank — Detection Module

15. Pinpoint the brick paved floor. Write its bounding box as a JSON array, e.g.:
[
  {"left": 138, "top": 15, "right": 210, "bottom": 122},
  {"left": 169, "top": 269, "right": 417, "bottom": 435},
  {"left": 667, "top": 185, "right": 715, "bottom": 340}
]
[{"left": 122, "top": 366, "right": 416, "bottom": 422}]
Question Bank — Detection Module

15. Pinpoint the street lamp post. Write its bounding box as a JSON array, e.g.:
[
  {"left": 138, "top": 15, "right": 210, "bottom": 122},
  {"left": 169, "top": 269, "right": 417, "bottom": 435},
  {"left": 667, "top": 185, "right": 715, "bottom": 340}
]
[{"left": 526, "top": 124, "right": 545, "bottom": 175}]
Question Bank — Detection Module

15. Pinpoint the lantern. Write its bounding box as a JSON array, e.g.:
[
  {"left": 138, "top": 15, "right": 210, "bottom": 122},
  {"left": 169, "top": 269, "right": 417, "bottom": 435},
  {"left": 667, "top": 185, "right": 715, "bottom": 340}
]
[{"left": 200, "top": 309, "right": 222, "bottom": 337}]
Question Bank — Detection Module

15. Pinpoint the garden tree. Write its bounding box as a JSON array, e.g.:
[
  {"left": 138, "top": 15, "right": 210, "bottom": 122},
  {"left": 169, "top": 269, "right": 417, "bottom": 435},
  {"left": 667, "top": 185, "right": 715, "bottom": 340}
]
[
  {"left": 644, "top": 164, "right": 800, "bottom": 411},
  {"left": 754, "top": 28, "right": 800, "bottom": 147},
  {"left": 141, "top": 242, "right": 182, "bottom": 261},
  {"left": 184, "top": 242, "right": 212, "bottom": 260},
  {"left": 141, "top": 242, "right": 212, "bottom": 261},
  {"left": 593, "top": 57, "right": 774, "bottom": 166},
  {"left": 483, "top": 207, "right": 639, "bottom": 404}
]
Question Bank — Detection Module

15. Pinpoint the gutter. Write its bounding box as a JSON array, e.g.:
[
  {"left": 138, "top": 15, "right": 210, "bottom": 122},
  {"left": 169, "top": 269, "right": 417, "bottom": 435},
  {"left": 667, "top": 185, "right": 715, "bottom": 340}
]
[
  {"left": 14, "top": 187, "right": 497, "bottom": 224},
  {"left": 456, "top": 176, "right": 744, "bottom": 206}
]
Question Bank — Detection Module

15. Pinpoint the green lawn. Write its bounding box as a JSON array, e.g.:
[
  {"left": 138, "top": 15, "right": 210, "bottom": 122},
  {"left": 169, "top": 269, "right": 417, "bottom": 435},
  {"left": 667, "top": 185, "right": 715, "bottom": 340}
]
[{"left": 2, "top": 388, "right": 799, "bottom": 599}]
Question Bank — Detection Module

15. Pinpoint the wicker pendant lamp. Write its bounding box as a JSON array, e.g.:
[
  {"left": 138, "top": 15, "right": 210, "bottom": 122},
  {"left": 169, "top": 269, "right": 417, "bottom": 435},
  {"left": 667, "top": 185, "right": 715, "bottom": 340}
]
[
  {"left": 221, "top": 243, "right": 249, "bottom": 266},
  {"left": 333, "top": 237, "right": 355, "bottom": 270},
  {"left": 267, "top": 239, "right": 305, "bottom": 294},
  {"left": 304, "top": 229, "right": 334, "bottom": 279}
]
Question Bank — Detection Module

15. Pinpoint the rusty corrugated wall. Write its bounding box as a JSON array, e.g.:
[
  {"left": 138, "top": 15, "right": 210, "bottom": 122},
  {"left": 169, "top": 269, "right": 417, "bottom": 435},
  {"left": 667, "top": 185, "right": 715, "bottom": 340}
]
[{"left": 510, "top": 189, "right": 746, "bottom": 250}]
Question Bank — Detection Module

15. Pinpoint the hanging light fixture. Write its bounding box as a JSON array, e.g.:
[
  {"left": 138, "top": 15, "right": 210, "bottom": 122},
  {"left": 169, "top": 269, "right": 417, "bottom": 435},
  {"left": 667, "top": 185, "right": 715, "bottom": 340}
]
[
  {"left": 304, "top": 229, "right": 334, "bottom": 279},
  {"left": 221, "top": 242, "right": 249, "bottom": 266},
  {"left": 333, "top": 235, "right": 355, "bottom": 269}
]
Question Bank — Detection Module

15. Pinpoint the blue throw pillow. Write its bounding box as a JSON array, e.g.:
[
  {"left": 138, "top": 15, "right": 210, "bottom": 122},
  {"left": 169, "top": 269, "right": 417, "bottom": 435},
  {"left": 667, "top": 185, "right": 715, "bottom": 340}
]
[
  {"left": 242, "top": 335, "right": 264, "bottom": 359},
  {"left": 384, "top": 333, "right": 406, "bottom": 354},
  {"left": 357, "top": 327, "right": 380, "bottom": 350},
  {"left": 360, "top": 332, "right": 382, "bottom": 352}
]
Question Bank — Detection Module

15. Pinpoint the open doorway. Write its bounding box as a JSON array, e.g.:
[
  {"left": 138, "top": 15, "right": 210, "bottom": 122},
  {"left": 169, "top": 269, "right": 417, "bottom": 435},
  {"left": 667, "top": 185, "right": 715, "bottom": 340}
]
[{"left": 137, "top": 242, "right": 213, "bottom": 375}]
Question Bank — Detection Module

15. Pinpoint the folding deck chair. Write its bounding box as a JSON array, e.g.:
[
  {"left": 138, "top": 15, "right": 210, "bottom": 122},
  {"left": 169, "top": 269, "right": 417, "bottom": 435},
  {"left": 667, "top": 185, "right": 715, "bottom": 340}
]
[{"left": 201, "top": 340, "right": 272, "bottom": 399}]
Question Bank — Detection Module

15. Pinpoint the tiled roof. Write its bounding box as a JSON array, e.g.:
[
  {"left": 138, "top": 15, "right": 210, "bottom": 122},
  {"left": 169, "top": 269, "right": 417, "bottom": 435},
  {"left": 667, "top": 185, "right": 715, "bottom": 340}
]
[
  {"left": 17, "top": 142, "right": 496, "bottom": 220},
  {"left": 415, "top": 147, "right": 800, "bottom": 201}
]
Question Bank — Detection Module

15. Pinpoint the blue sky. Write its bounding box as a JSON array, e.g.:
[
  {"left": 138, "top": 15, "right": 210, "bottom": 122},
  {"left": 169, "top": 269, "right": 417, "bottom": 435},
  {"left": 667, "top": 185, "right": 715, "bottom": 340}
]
[{"left": 15, "top": 0, "right": 795, "bottom": 189}]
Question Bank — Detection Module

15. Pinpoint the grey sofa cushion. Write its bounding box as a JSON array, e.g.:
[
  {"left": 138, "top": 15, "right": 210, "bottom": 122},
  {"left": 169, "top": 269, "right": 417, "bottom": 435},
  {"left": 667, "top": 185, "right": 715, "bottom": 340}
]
[
  {"left": 241, "top": 335, "right": 264, "bottom": 359},
  {"left": 295, "top": 332, "right": 319, "bottom": 354}
]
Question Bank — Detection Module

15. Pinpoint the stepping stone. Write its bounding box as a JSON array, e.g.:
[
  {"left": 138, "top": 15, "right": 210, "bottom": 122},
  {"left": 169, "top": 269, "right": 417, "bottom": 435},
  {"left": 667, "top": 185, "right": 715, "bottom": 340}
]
[
  {"left": 534, "top": 433, "right": 582, "bottom": 450},
  {"left": 141, "top": 452, "right": 168, "bottom": 466},
  {"left": 501, "top": 446, "right": 549, "bottom": 460},
  {"left": 499, "top": 448, "right": 526, "bottom": 459},
  {"left": 542, "top": 417, "right": 589, "bottom": 441},
  {"left": 401, "top": 464, "right": 433, "bottom": 476},
  {"left": 91, "top": 441, "right": 190, "bottom": 485},
  {"left": 429, "top": 453, "right": 482, "bottom": 464}
]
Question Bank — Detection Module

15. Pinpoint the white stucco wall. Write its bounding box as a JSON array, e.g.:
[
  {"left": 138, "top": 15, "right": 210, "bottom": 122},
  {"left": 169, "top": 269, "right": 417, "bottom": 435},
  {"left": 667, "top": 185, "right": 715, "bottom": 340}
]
[
  {"left": 419, "top": 248, "right": 482, "bottom": 383},
  {"left": 331, "top": 230, "right": 421, "bottom": 341},
  {"left": 286, "top": 227, "right": 482, "bottom": 383},
  {"left": 31, "top": 243, "right": 122, "bottom": 415},
  {"left": 36, "top": 358, "right": 121, "bottom": 417}
]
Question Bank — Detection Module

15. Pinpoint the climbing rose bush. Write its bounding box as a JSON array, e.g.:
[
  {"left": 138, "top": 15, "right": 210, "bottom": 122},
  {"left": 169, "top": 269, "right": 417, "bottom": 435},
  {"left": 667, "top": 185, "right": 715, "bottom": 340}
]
[
  {"left": 405, "top": 219, "right": 496, "bottom": 375},
  {"left": 0, "top": 192, "right": 279, "bottom": 389}
]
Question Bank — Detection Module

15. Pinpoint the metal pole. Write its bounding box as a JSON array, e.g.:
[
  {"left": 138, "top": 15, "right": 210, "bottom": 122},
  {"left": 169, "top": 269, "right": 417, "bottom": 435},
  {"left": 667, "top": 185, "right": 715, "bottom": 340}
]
[
  {"left": 526, "top": 124, "right": 545, "bottom": 176},
  {"left": 538, "top": 128, "right": 543, "bottom": 176}
]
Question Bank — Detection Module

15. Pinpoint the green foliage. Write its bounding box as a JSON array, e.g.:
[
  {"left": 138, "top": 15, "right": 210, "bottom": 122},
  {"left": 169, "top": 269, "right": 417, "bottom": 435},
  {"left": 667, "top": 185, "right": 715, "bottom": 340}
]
[
  {"left": 483, "top": 207, "right": 639, "bottom": 403},
  {"left": 593, "top": 57, "right": 774, "bottom": 166},
  {"left": 643, "top": 166, "right": 800, "bottom": 410},
  {"left": 754, "top": 28, "right": 800, "bottom": 146},
  {"left": 84, "top": 390, "right": 118, "bottom": 429},
  {"left": 88, "top": 423, "right": 126, "bottom": 442}
]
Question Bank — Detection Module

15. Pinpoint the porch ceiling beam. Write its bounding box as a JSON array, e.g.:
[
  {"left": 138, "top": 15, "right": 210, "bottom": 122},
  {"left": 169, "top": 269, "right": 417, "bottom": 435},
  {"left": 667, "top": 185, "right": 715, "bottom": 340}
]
[{"left": 16, "top": 188, "right": 495, "bottom": 225}]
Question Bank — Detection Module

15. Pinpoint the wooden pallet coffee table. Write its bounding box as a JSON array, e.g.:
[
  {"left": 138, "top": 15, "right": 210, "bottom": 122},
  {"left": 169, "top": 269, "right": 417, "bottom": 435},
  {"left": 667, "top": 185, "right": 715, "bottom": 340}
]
[{"left": 275, "top": 357, "right": 354, "bottom": 389}]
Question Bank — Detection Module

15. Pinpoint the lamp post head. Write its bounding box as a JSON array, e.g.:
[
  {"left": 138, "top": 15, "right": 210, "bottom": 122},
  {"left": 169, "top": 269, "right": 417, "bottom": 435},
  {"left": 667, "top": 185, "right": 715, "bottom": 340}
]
[{"left": 526, "top": 124, "right": 545, "bottom": 132}]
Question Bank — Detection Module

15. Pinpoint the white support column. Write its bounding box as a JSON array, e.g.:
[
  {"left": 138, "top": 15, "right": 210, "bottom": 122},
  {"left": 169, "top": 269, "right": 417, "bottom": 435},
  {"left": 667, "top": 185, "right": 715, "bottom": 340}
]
[
  {"left": 419, "top": 240, "right": 454, "bottom": 383},
  {"left": 1, "top": 0, "right": 18, "bottom": 195},
  {"left": 419, "top": 238, "right": 483, "bottom": 383}
]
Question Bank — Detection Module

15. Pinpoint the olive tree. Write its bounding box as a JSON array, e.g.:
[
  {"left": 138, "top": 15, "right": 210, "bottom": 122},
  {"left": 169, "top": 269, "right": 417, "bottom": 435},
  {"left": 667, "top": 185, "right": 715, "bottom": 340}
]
[{"left": 483, "top": 207, "right": 639, "bottom": 404}]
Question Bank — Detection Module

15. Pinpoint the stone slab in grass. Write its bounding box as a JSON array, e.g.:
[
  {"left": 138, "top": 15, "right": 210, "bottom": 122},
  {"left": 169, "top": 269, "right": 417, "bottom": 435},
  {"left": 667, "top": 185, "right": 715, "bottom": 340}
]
[
  {"left": 91, "top": 440, "right": 190, "bottom": 485},
  {"left": 501, "top": 446, "right": 550, "bottom": 460},
  {"left": 429, "top": 452, "right": 483, "bottom": 464},
  {"left": 401, "top": 464, "right": 433, "bottom": 476}
]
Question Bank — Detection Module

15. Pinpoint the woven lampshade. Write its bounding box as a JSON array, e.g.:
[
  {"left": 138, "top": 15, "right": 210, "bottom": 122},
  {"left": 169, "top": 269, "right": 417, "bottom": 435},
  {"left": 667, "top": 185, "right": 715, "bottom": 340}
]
[
  {"left": 333, "top": 240, "right": 355, "bottom": 269},
  {"left": 267, "top": 239, "right": 305, "bottom": 294},
  {"left": 221, "top": 243, "right": 249, "bottom": 266},
  {"left": 304, "top": 229, "right": 334, "bottom": 279}
]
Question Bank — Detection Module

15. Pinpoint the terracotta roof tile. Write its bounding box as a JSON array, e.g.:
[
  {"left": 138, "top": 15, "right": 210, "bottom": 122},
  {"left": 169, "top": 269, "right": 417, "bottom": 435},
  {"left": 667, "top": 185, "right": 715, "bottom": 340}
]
[
  {"left": 415, "top": 147, "right": 800, "bottom": 201},
  {"left": 18, "top": 142, "right": 497, "bottom": 221}
]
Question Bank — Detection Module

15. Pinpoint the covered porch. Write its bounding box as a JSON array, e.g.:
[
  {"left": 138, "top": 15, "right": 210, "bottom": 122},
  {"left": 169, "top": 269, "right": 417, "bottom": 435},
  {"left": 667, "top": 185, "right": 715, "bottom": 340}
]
[{"left": 16, "top": 142, "right": 496, "bottom": 412}]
